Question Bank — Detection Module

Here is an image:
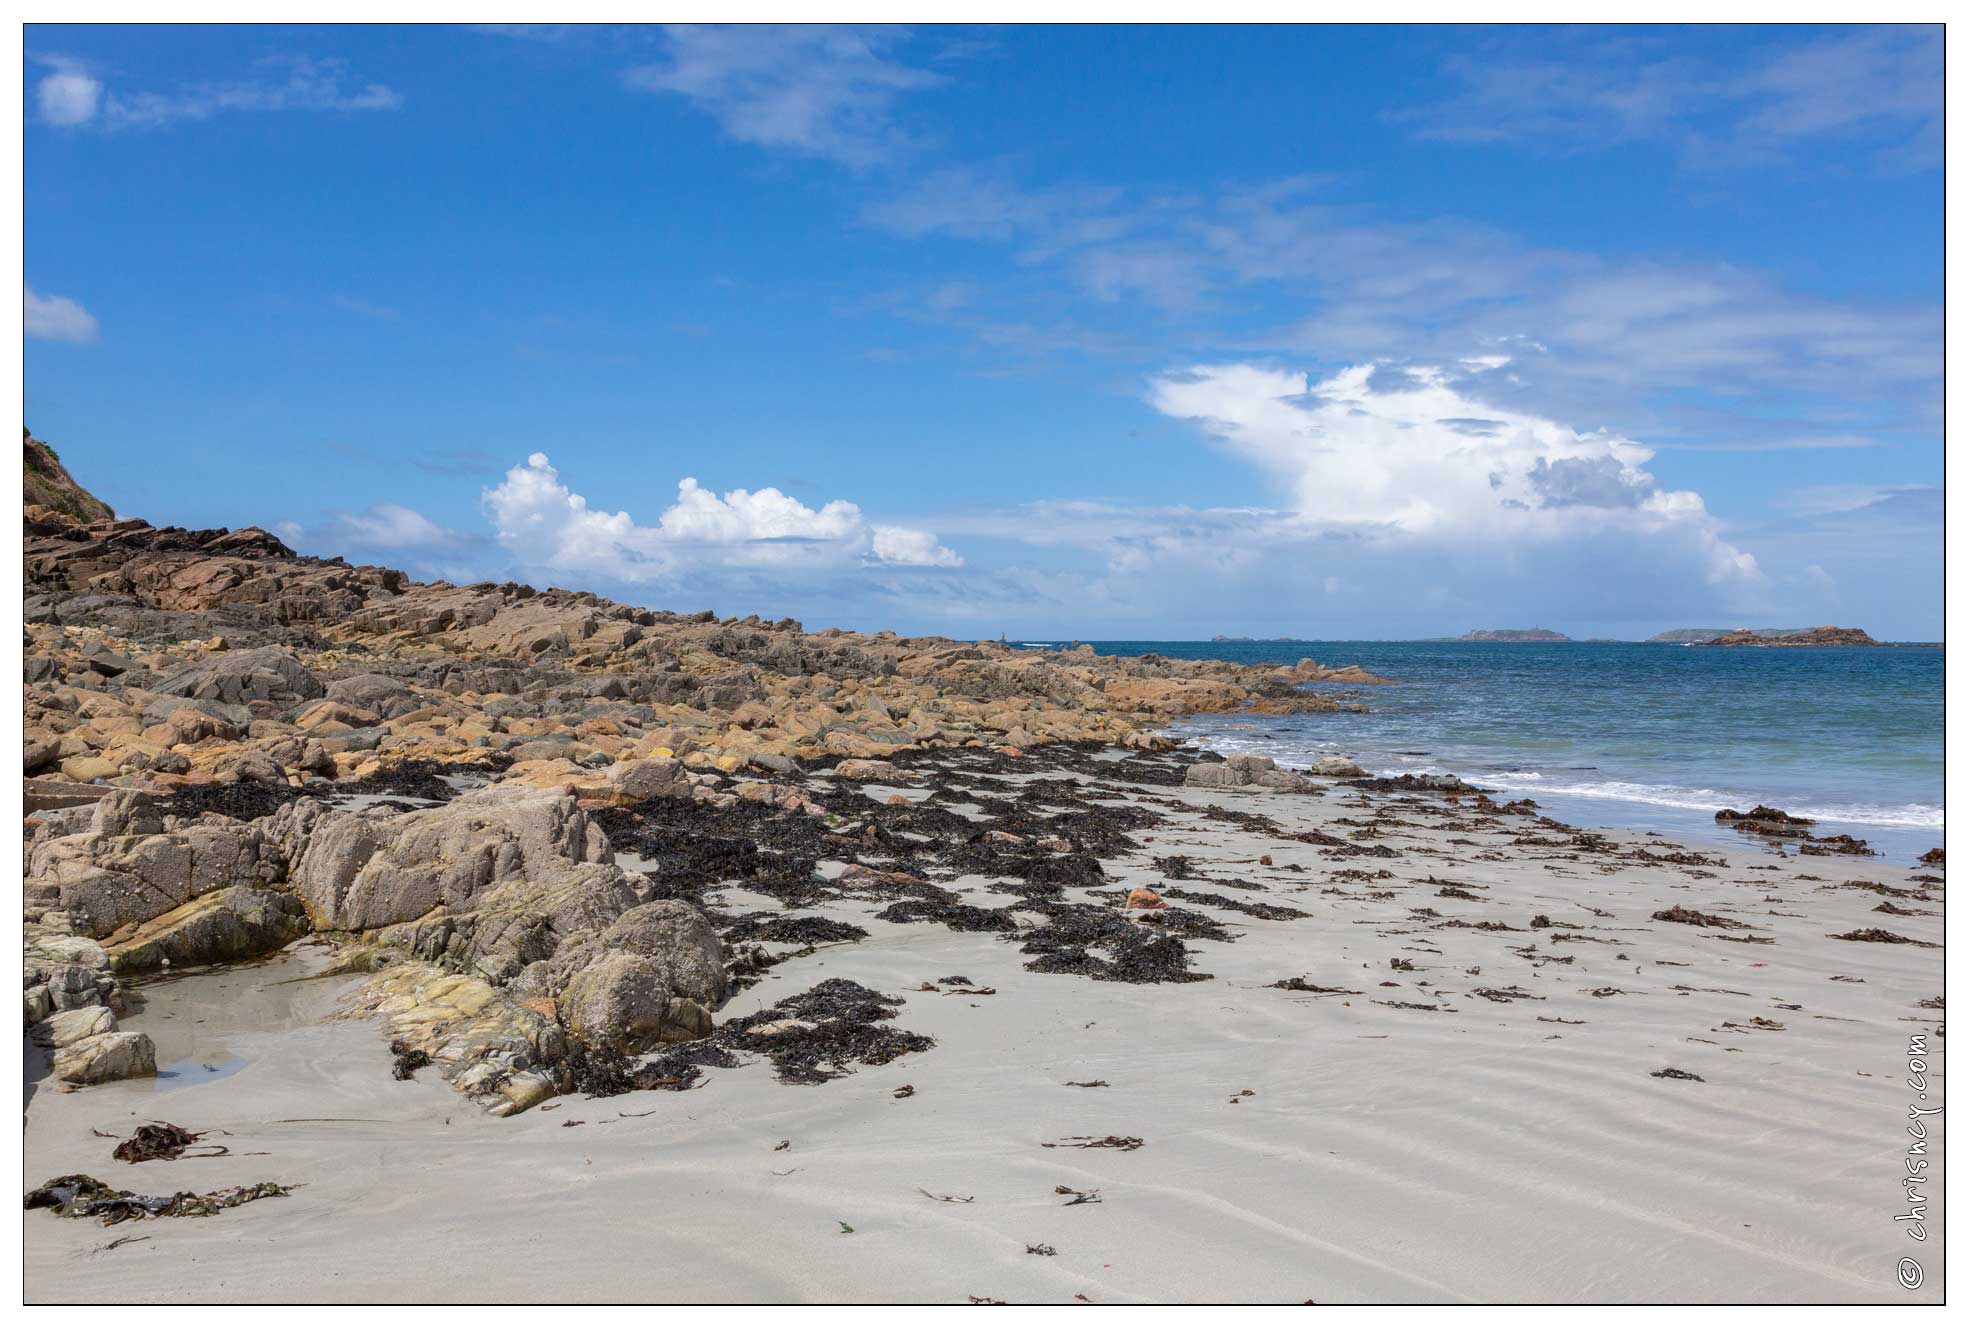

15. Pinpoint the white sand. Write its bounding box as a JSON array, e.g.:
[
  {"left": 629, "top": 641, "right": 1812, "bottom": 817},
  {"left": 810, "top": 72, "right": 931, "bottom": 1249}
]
[{"left": 23, "top": 772, "right": 1945, "bottom": 1303}]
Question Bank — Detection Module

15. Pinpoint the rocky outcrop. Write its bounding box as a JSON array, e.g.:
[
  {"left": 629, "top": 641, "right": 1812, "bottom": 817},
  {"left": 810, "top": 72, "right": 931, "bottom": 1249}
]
[
  {"left": 269, "top": 784, "right": 616, "bottom": 936},
  {"left": 151, "top": 646, "right": 326, "bottom": 714},
  {"left": 337, "top": 961, "right": 563, "bottom": 1117},
  {"left": 1184, "top": 754, "right": 1313, "bottom": 793},
  {"left": 27, "top": 793, "right": 288, "bottom": 938},
  {"left": 103, "top": 886, "right": 310, "bottom": 973},
  {"left": 512, "top": 900, "right": 726, "bottom": 1052},
  {"left": 24, "top": 432, "right": 113, "bottom": 522},
  {"left": 23, "top": 487, "right": 1383, "bottom": 789}
]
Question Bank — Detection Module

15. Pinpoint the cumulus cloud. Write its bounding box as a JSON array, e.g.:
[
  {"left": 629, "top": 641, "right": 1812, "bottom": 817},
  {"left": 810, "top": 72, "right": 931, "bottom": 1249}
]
[
  {"left": 481, "top": 452, "right": 960, "bottom": 587},
  {"left": 1145, "top": 361, "right": 1758, "bottom": 584},
  {"left": 877, "top": 359, "right": 1772, "bottom": 637},
  {"left": 871, "top": 524, "right": 963, "bottom": 568},
  {"left": 25, "top": 286, "right": 99, "bottom": 342},
  {"left": 35, "top": 56, "right": 102, "bottom": 125},
  {"left": 624, "top": 25, "right": 939, "bottom": 166}
]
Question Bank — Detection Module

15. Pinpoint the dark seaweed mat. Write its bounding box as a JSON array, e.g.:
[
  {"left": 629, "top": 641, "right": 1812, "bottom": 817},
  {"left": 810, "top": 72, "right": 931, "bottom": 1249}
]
[
  {"left": 591, "top": 797, "right": 833, "bottom": 903},
  {"left": 153, "top": 781, "right": 307, "bottom": 821},
  {"left": 334, "top": 758, "right": 507, "bottom": 803},
  {"left": 720, "top": 913, "right": 869, "bottom": 946},
  {"left": 596, "top": 746, "right": 1218, "bottom": 984},
  {"left": 565, "top": 979, "right": 936, "bottom": 1094},
  {"left": 876, "top": 898, "right": 1019, "bottom": 932},
  {"left": 153, "top": 758, "right": 506, "bottom": 823},
  {"left": 1159, "top": 888, "right": 1309, "bottom": 921},
  {"left": 1016, "top": 902, "right": 1214, "bottom": 983}
]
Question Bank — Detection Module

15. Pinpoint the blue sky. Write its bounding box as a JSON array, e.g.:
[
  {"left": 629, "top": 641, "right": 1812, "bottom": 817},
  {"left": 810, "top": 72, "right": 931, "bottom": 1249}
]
[{"left": 25, "top": 24, "right": 1943, "bottom": 638}]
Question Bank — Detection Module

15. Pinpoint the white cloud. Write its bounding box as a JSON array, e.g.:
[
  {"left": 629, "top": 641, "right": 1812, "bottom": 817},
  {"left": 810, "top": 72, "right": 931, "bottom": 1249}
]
[
  {"left": 35, "top": 57, "right": 102, "bottom": 125},
  {"left": 872, "top": 524, "right": 963, "bottom": 567},
  {"left": 481, "top": 452, "right": 959, "bottom": 585},
  {"left": 25, "top": 286, "right": 99, "bottom": 343},
  {"left": 29, "top": 54, "right": 403, "bottom": 131},
  {"left": 624, "top": 25, "right": 939, "bottom": 166},
  {"left": 1145, "top": 361, "right": 1759, "bottom": 588},
  {"left": 864, "top": 359, "right": 1776, "bottom": 637},
  {"left": 331, "top": 503, "right": 464, "bottom": 548},
  {"left": 1400, "top": 26, "right": 1941, "bottom": 171}
]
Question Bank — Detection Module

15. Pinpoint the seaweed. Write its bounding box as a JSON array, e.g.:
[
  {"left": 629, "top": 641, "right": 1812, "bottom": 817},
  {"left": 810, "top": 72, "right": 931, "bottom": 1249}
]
[
  {"left": 25, "top": 1174, "right": 292, "bottom": 1226},
  {"left": 109, "top": 1123, "right": 222, "bottom": 1164},
  {"left": 1160, "top": 888, "right": 1308, "bottom": 921},
  {"left": 720, "top": 913, "right": 870, "bottom": 946},
  {"left": 875, "top": 898, "right": 1019, "bottom": 932},
  {"left": 389, "top": 1039, "right": 432, "bottom": 1081},
  {"left": 334, "top": 758, "right": 504, "bottom": 804},
  {"left": 723, "top": 979, "right": 937, "bottom": 1084},
  {"left": 1016, "top": 902, "right": 1213, "bottom": 984},
  {"left": 153, "top": 781, "right": 306, "bottom": 822},
  {"left": 1828, "top": 928, "right": 1938, "bottom": 947},
  {"left": 569, "top": 978, "right": 936, "bottom": 1094},
  {"left": 1652, "top": 906, "right": 1748, "bottom": 930},
  {"left": 1269, "top": 977, "right": 1359, "bottom": 995}
]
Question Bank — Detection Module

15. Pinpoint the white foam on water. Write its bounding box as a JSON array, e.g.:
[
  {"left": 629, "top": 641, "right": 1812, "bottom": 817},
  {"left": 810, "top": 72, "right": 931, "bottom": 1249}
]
[{"left": 1177, "top": 725, "right": 1944, "bottom": 831}]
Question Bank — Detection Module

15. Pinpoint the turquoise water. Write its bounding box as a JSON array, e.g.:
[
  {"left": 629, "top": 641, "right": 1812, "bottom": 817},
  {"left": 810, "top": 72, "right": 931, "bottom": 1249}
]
[{"left": 1020, "top": 640, "right": 1945, "bottom": 864}]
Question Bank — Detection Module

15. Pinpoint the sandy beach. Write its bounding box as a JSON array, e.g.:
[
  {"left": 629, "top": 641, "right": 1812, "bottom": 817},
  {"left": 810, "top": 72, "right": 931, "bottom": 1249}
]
[{"left": 24, "top": 752, "right": 1944, "bottom": 1304}]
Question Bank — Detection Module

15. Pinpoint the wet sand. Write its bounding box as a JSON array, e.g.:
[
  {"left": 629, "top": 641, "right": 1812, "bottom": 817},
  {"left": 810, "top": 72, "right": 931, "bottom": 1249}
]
[{"left": 23, "top": 765, "right": 1946, "bottom": 1303}]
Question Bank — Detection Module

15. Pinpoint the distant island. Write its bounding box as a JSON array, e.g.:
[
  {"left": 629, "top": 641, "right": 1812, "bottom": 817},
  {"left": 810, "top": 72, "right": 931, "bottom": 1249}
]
[
  {"left": 1692, "top": 625, "right": 1883, "bottom": 648},
  {"left": 1428, "top": 628, "right": 1572, "bottom": 643},
  {"left": 1647, "top": 627, "right": 1799, "bottom": 643},
  {"left": 1211, "top": 635, "right": 1308, "bottom": 643}
]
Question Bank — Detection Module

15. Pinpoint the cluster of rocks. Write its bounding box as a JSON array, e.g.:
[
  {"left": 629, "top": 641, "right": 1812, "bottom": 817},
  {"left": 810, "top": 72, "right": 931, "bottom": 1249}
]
[
  {"left": 25, "top": 908, "right": 152, "bottom": 1087},
  {"left": 20, "top": 441, "right": 1388, "bottom": 1113},
  {"left": 1182, "top": 753, "right": 1368, "bottom": 792},
  {"left": 1715, "top": 805, "right": 1874, "bottom": 856},
  {"left": 23, "top": 779, "right": 729, "bottom": 1106},
  {"left": 25, "top": 493, "right": 1384, "bottom": 802}
]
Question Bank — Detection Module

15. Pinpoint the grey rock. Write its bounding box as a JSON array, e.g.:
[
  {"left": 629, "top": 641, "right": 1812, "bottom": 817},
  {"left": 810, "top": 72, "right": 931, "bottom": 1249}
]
[
  {"left": 46, "top": 963, "right": 109, "bottom": 1011},
  {"left": 32, "top": 818, "right": 285, "bottom": 938},
  {"left": 325, "top": 672, "right": 424, "bottom": 719},
  {"left": 53, "top": 1030, "right": 156, "bottom": 1084},
  {"left": 91, "top": 788, "right": 163, "bottom": 838},
  {"left": 152, "top": 645, "right": 326, "bottom": 710},
  {"left": 1184, "top": 755, "right": 1311, "bottom": 793},
  {"left": 278, "top": 785, "right": 613, "bottom": 933},
  {"left": 104, "top": 886, "right": 311, "bottom": 973},
  {"left": 558, "top": 953, "right": 714, "bottom": 1052},
  {"left": 34, "top": 1004, "right": 116, "bottom": 1048}
]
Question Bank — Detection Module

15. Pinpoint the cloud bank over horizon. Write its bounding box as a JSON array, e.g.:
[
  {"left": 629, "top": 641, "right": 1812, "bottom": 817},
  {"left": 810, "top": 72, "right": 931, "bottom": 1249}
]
[{"left": 266, "top": 359, "right": 1933, "bottom": 641}]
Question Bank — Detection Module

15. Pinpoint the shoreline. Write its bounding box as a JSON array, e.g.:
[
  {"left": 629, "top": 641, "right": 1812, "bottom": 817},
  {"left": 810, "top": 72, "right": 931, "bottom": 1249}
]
[{"left": 24, "top": 744, "right": 1945, "bottom": 1303}]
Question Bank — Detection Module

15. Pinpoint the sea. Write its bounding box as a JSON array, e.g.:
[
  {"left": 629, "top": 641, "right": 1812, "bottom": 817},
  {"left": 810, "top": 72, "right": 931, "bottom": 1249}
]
[{"left": 1011, "top": 639, "right": 1945, "bottom": 865}]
